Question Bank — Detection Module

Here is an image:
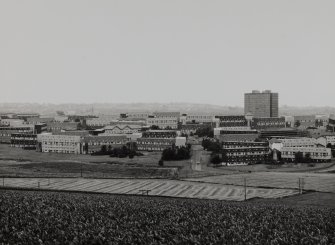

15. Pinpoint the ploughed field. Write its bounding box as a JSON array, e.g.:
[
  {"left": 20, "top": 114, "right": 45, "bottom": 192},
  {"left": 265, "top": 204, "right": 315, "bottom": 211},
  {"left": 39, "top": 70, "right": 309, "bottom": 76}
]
[
  {"left": 186, "top": 172, "right": 335, "bottom": 193},
  {"left": 0, "top": 190, "right": 334, "bottom": 244},
  {"left": 0, "top": 178, "right": 298, "bottom": 201}
]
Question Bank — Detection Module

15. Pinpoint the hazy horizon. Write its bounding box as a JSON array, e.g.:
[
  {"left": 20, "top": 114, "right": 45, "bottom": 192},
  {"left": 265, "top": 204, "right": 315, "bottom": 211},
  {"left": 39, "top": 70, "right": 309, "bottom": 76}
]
[{"left": 1, "top": 1, "right": 334, "bottom": 107}]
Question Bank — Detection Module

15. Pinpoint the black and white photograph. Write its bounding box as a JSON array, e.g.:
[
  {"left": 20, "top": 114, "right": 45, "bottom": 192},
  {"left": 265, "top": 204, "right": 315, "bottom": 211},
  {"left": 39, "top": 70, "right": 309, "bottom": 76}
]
[{"left": 0, "top": 0, "right": 334, "bottom": 244}]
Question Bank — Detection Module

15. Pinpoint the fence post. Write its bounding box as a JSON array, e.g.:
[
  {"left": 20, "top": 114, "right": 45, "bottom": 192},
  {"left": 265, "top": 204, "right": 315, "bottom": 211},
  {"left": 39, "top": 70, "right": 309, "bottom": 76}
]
[
  {"left": 2, "top": 177, "right": 4, "bottom": 186},
  {"left": 38, "top": 182, "right": 40, "bottom": 188}
]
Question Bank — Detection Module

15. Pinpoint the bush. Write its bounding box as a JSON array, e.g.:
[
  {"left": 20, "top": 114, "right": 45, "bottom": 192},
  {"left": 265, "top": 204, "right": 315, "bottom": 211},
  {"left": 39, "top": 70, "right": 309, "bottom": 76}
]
[
  {"left": 195, "top": 126, "right": 214, "bottom": 138},
  {"left": 161, "top": 146, "right": 191, "bottom": 161},
  {"left": 202, "top": 139, "right": 221, "bottom": 153},
  {"left": 158, "top": 159, "right": 164, "bottom": 166},
  {"left": 210, "top": 154, "right": 222, "bottom": 165}
]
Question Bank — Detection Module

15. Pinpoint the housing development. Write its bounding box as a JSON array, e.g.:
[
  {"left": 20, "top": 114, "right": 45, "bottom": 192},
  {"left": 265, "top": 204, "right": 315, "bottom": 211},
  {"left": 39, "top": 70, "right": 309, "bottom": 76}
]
[{"left": 1, "top": 90, "right": 335, "bottom": 167}]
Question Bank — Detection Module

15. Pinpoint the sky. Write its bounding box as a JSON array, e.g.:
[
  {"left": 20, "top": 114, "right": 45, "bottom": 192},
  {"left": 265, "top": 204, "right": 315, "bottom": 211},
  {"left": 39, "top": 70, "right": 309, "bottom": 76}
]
[{"left": 0, "top": 0, "right": 334, "bottom": 107}]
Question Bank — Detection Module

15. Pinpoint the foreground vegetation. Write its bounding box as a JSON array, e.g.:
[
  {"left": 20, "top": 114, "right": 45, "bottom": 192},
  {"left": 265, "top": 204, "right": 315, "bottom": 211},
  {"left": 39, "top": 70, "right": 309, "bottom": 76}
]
[{"left": 0, "top": 190, "right": 334, "bottom": 244}]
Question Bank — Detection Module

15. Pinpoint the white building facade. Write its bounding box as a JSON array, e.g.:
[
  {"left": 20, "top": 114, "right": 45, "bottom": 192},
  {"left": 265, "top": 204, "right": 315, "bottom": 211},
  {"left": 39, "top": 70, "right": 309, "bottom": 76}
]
[{"left": 37, "top": 134, "right": 82, "bottom": 154}]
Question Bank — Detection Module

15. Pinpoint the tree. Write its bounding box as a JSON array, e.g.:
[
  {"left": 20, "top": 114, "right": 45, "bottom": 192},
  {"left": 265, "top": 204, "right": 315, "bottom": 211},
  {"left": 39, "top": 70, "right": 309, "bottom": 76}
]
[
  {"left": 295, "top": 151, "right": 304, "bottom": 163},
  {"left": 221, "top": 150, "right": 228, "bottom": 162},
  {"left": 207, "top": 141, "right": 222, "bottom": 153},
  {"left": 210, "top": 154, "right": 222, "bottom": 165},
  {"left": 101, "top": 145, "right": 107, "bottom": 153},
  {"left": 158, "top": 159, "right": 164, "bottom": 166},
  {"left": 326, "top": 143, "right": 332, "bottom": 148},
  {"left": 195, "top": 126, "right": 214, "bottom": 138},
  {"left": 161, "top": 146, "right": 191, "bottom": 161},
  {"left": 150, "top": 125, "right": 160, "bottom": 130},
  {"left": 304, "top": 153, "right": 312, "bottom": 163},
  {"left": 294, "top": 120, "right": 301, "bottom": 128},
  {"left": 202, "top": 139, "right": 221, "bottom": 153}
]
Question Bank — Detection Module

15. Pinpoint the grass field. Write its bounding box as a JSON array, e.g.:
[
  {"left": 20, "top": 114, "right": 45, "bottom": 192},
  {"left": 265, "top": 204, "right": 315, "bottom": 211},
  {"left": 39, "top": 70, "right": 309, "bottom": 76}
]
[
  {"left": 0, "top": 144, "right": 162, "bottom": 166},
  {"left": 0, "top": 177, "right": 299, "bottom": 201}
]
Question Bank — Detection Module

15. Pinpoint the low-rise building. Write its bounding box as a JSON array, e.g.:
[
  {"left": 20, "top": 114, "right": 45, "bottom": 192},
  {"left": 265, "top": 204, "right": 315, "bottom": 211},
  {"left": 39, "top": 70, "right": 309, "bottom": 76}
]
[
  {"left": 57, "top": 130, "right": 91, "bottom": 137},
  {"left": 82, "top": 135, "right": 129, "bottom": 154},
  {"left": 136, "top": 138, "right": 176, "bottom": 151},
  {"left": 259, "top": 128, "right": 305, "bottom": 139},
  {"left": 270, "top": 137, "right": 318, "bottom": 151},
  {"left": 215, "top": 115, "right": 248, "bottom": 128},
  {"left": 16, "top": 113, "right": 40, "bottom": 121},
  {"left": 146, "top": 117, "right": 179, "bottom": 129},
  {"left": 46, "top": 122, "right": 79, "bottom": 133},
  {"left": 317, "top": 135, "right": 335, "bottom": 147},
  {"left": 0, "top": 119, "right": 25, "bottom": 127},
  {"left": 251, "top": 117, "right": 286, "bottom": 130},
  {"left": 0, "top": 126, "right": 34, "bottom": 143},
  {"left": 11, "top": 133, "right": 37, "bottom": 149},
  {"left": 26, "top": 117, "right": 55, "bottom": 125},
  {"left": 214, "top": 127, "right": 259, "bottom": 142},
  {"left": 328, "top": 114, "right": 335, "bottom": 132},
  {"left": 222, "top": 141, "right": 270, "bottom": 165},
  {"left": 37, "top": 134, "right": 82, "bottom": 154},
  {"left": 101, "top": 125, "right": 142, "bottom": 135},
  {"left": 181, "top": 114, "right": 215, "bottom": 124},
  {"left": 146, "top": 112, "right": 180, "bottom": 129},
  {"left": 110, "top": 120, "right": 146, "bottom": 126},
  {"left": 120, "top": 112, "right": 150, "bottom": 119},
  {"left": 180, "top": 123, "right": 209, "bottom": 135},
  {"left": 86, "top": 118, "right": 116, "bottom": 128},
  {"left": 136, "top": 137, "right": 186, "bottom": 152},
  {"left": 142, "top": 130, "right": 178, "bottom": 138},
  {"left": 294, "top": 115, "right": 316, "bottom": 129},
  {"left": 281, "top": 146, "right": 331, "bottom": 163}
]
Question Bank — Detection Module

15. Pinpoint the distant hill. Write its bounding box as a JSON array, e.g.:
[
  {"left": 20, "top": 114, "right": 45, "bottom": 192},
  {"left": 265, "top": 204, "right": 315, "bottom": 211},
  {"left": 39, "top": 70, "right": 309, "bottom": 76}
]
[{"left": 0, "top": 103, "right": 334, "bottom": 116}]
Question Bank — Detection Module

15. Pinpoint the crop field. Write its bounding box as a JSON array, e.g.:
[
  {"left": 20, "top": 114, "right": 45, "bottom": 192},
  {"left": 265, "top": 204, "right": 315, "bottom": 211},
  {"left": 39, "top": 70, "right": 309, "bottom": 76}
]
[
  {"left": 186, "top": 172, "right": 335, "bottom": 193},
  {"left": 0, "top": 177, "right": 298, "bottom": 201},
  {"left": 0, "top": 190, "right": 334, "bottom": 244}
]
